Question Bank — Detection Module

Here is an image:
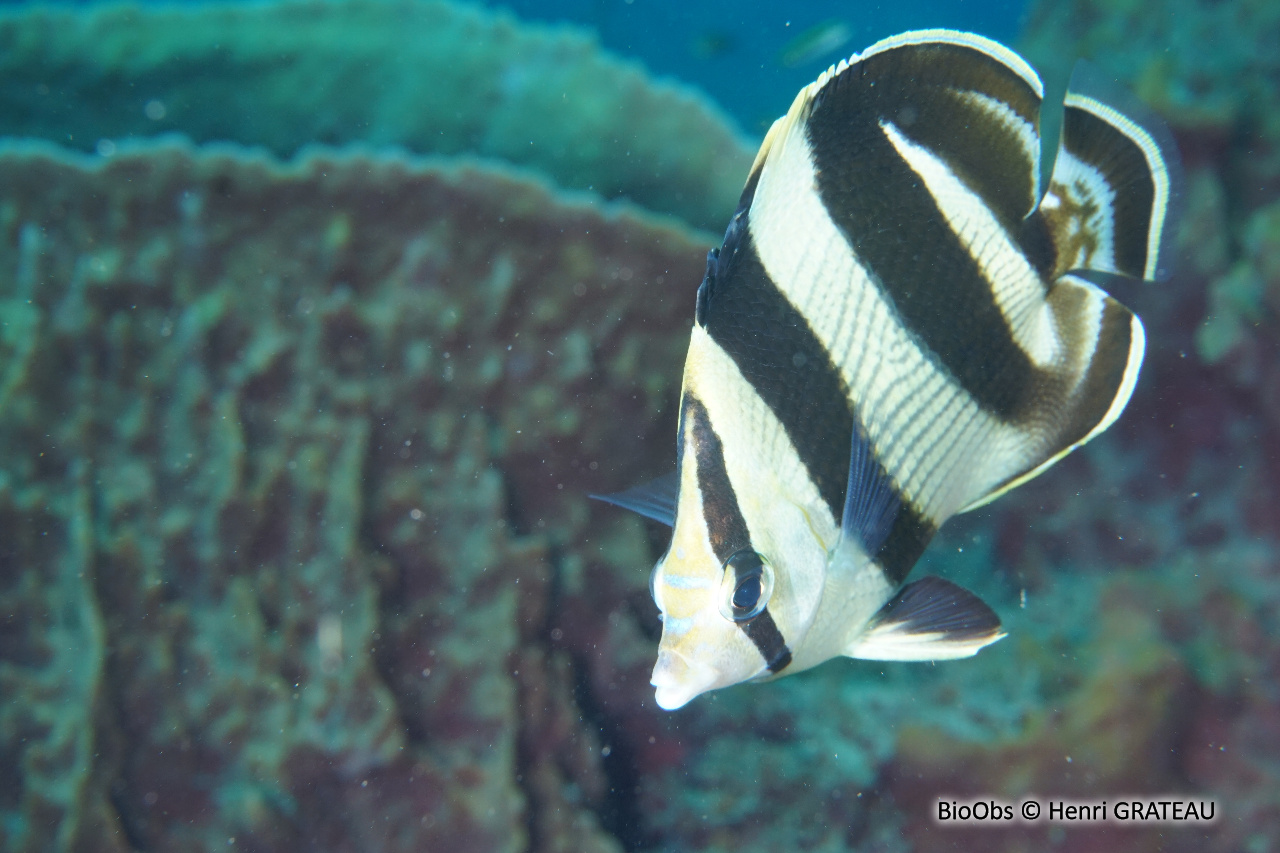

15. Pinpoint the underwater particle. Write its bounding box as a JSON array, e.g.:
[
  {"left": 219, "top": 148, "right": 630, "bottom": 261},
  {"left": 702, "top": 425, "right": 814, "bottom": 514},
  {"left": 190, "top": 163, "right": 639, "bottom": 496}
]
[
  {"left": 145, "top": 99, "right": 166, "bottom": 120},
  {"left": 96, "top": 138, "right": 116, "bottom": 156}
]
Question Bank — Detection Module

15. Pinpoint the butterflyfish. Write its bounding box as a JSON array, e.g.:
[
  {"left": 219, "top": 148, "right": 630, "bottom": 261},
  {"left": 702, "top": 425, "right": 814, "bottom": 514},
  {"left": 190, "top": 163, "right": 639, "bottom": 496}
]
[{"left": 596, "top": 30, "right": 1180, "bottom": 710}]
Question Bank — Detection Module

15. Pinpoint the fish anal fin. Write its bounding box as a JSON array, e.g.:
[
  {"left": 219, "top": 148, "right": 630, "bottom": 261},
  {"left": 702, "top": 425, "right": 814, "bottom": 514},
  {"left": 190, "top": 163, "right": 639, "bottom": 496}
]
[
  {"left": 590, "top": 472, "right": 678, "bottom": 527},
  {"left": 959, "top": 272, "right": 1144, "bottom": 512},
  {"left": 1039, "top": 60, "right": 1181, "bottom": 282},
  {"left": 846, "top": 576, "right": 1004, "bottom": 661}
]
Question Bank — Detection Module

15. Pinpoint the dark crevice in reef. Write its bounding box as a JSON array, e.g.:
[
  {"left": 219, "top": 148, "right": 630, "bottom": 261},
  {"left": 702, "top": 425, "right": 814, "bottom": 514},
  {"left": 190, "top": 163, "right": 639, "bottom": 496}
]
[
  {"left": 569, "top": 649, "right": 653, "bottom": 852},
  {"left": 108, "top": 781, "right": 151, "bottom": 853},
  {"left": 512, "top": 682, "right": 542, "bottom": 853},
  {"left": 509, "top": 521, "right": 651, "bottom": 853},
  {"left": 360, "top": 420, "right": 435, "bottom": 751},
  {"left": 537, "top": 538, "right": 652, "bottom": 852},
  {"left": 510, "top": 527, "right": 558, "bottom": 853},
  {"left": 90, "top": 561, "right": 151, "bottom": 852},
  {"left": 501, "top": 469, "right": 533, "bottom": 537}
]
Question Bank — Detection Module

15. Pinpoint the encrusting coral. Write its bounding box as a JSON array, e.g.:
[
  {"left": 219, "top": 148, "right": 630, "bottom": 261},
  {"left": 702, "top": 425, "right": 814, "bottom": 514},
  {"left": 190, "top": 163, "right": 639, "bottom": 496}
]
[{"left": 0, "top": 0, "right": 753, "bottom": 232}]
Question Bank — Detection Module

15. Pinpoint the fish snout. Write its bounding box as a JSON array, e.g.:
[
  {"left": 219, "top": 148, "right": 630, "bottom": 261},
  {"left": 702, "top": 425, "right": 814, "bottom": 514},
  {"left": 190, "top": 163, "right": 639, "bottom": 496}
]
[{"left": 650, "top": 648, "right": 721, "bottom": 710}]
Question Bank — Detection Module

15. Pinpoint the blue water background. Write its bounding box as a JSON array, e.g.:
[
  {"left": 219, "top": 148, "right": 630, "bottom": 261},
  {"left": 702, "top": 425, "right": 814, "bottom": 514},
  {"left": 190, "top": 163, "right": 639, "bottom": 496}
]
[{"left": 481, "top": 0, "right": 1028, "bottom": 133}]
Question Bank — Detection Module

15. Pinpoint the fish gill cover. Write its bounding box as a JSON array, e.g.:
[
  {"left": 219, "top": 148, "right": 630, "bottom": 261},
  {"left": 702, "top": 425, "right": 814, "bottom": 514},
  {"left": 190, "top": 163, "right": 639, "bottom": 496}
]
[{"left": 0, "top": 1, "right": 1278, "bottom": 852}]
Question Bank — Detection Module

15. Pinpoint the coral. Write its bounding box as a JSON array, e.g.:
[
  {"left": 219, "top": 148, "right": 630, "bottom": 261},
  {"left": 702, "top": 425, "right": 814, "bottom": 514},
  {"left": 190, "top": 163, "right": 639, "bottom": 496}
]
[
  {"left": 888, "top": 583, "right": 1194, "bottom": 853},
  {"left": 0, "top": 0, "right": 754, "bottom": 232},
  {"left": 1196, "top": 199, "right": 1280, "bottom": 362},
  {"left": 0, "top": 140, "right": 706, "bottom": 852}
]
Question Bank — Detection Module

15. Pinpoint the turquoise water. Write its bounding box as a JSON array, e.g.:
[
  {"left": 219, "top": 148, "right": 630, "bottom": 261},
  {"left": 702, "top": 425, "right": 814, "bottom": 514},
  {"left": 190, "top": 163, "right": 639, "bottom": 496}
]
[
  {"left": 478, "top": 0, "right": 1027, "bottom": 132},
  {"left": 1, "top": 1, "right": 1276, "bottom": 852}
]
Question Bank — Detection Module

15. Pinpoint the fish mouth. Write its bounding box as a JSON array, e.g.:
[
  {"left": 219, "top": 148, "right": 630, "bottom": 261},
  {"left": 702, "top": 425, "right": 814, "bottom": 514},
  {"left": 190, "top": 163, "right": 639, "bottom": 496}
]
[{"left": 650, "top": 648, "right": 720, "bottom": 711}]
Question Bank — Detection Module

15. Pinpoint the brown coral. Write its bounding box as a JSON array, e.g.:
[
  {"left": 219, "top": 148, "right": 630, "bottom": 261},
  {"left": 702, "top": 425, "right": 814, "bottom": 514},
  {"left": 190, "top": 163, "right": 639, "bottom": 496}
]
[{"left": 0, "top": 141, "right": 704, "bottom": 852}]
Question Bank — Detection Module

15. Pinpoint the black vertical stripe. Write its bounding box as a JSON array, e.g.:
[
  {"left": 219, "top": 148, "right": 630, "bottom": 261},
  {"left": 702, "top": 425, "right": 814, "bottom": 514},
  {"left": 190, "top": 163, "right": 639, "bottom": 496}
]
[
  {"left": 1058, "top": 293, "right": 1133, "bottom": 447},
  {"left": 696, "top": 223, "right": 936, "bottom": 586},
  {"left": 876, "top": 507, "right": 937, "bottom": 587},
  {"left": 1060, "top": 105, "right": 1156, "bottom": 279},
  {"left": 685, "top": 394, "right": 792, "bottom": 671},
  {"left": 805, "top": 48, "right": 1042, "bottom": 422},
  {"left": 1017, "top": 210, "right": 1059, "bottom": 279},
  {"left": 969, "top": 280, "right": 1136, "bottom": 507},
  {"left": 701, "top": 219, "right": 852, "bottom": 522},
  {"left": 860, "top": 41, "right": 1043, "bottom": 226},
  {"left": 687, "top": 393, "right": 751, "bottom": 562},
  {"left": 744, "top": 617, "right": 792, "bottom": 673}
]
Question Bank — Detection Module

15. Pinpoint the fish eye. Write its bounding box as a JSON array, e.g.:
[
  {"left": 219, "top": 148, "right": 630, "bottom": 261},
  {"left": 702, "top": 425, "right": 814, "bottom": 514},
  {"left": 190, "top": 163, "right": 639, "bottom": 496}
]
[{"left": 717, "top": 549, "right": 773, "bottom": 622}]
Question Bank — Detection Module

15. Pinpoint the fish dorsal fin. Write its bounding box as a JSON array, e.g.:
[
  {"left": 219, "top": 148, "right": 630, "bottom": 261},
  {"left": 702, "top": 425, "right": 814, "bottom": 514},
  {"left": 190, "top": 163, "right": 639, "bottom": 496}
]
[
  {"left": 952, "top": 65, "right": 1177, "bottom": 512},
  {"left": 845, "top": 576, "right": 1005, "bottom": 661},
  {"left": 748, "top": 28, "right": 1045, "bottom": 224},
  {"left": 590, "top": 472, "right": 678, "bottom": 526},
  {"left": 1039, "top": 60, "right": 1182, "bottom": 282}
]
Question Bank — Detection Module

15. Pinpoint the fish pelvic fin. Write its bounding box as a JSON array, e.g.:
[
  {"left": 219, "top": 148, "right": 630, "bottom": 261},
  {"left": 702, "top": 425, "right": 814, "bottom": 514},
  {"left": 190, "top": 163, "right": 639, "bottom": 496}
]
[{"left": 845, "top": 576, "right": 1004, "bottom": 661}]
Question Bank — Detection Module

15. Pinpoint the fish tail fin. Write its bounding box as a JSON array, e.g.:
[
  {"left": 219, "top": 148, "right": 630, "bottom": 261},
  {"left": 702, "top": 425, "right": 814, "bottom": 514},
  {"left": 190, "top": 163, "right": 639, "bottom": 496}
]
[{"left": 1037, "top": 61, "right": 1182, "bottom": 282}]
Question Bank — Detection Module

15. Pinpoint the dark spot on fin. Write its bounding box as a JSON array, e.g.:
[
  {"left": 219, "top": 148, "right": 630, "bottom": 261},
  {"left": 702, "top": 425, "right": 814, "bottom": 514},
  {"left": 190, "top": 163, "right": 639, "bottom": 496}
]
[
  {"left": 590, "top": 472, "right": 679, "bottom": 527},
  {"left": 846, "top": 576, "right": 1004, "bottom": 661},
  {"left": 841, "top": 419, "right": 901, "bottom": 556}
]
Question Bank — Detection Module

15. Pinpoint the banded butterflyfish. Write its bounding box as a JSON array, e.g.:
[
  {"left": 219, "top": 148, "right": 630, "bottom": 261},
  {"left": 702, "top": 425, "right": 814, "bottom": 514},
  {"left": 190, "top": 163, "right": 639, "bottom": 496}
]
[{"left": 595, "top": 30, "right": 1180, "bottom": 710}]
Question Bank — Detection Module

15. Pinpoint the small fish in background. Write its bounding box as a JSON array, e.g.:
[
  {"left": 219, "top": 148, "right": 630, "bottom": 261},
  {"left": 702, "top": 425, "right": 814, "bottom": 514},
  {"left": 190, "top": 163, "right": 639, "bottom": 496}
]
[
  {"left": 778, "top": 19, "right": 853, "bottom": 68},
  {"left": 690, "top": 29, "right": 737, "bottom": 61},
  {"left": 597, "top": 30, "right": 1180, "bottom": 710}
]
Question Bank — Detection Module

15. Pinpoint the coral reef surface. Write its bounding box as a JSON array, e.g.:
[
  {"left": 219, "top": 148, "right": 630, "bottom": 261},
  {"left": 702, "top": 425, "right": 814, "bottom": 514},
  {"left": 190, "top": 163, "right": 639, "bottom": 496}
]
[
  {"left": 0, "top": 140, "right": 703, "bottom": 852},
  {"left": 0, "top": 0, "right": 753, "bottom": 232}
]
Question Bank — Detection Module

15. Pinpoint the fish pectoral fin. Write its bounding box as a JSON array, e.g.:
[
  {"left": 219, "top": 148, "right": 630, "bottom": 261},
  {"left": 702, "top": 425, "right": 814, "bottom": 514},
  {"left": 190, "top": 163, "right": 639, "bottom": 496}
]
[
  {"left": 845, "top": 576, "right": 1004, "bottom": 661},
  {"left": 589, "top": 471, "right": 678, "bottom": 527}
]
